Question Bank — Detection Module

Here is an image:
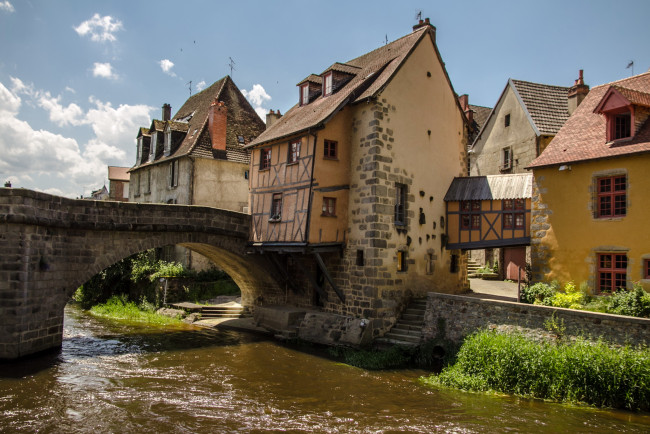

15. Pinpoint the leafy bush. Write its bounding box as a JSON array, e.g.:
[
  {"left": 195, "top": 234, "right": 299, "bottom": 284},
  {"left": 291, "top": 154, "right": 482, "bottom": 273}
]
[
  {"left": 422, "top": 330, "right": 650, "bottom": 411},
  {"left": 90, "top": 295, "right": 182, "bottom": 325},
  {"left": 551, "top": 281, "right": 586, "bottom": 309},
  {"left": 607, "top": 284, "right": 650, "bottom": 318},
  {"left": 520, "top": 281, "right": 558, "bottom": 305}
]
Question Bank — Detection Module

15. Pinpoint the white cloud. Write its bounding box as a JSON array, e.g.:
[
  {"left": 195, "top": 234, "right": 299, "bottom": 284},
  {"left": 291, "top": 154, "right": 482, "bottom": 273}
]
[
  {"left": 0, "top": 1, "right": 14, "bottom": 13},
  {"left": 242, "top": 84, "right": 271, "bottom": 121},
  {"left": 65, "top": 86, "right": 76, "bottom": 94},
  {"left": 159, "top": 59, "right": 176, "bottom": 77},
  {"left": 196, "top": 80, "right": 206, "bottom": 92},
  {"left": 0, "top": 79, "right": 153, "bottom": 198},
  {"left": 74, "top": 13, "right": 123, "bottom": 42},
  {"left": 92, "top": 62, "right": 117, "bottom": 80}
]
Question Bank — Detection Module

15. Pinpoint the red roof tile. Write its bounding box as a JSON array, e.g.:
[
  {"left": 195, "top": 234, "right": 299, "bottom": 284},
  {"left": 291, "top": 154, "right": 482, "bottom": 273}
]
[{"left": 528, "top": 72, "right": 650, "bottom": 168}]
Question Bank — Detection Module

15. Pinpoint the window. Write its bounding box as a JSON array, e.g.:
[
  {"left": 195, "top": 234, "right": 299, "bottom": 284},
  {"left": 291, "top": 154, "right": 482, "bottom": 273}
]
[
  {"left": 501, "top": 147, "right": 512, "bottom": 170},
  {"left": 169, "top": 160, "right": 179, "bottom": 187},
  {"left": 395, "top": 183, "right": 407, "bottom": 225},
  {"left": 597, "top": 175, "right": 626, "bottom": 218},
  {"left": 503, "top": 199, "right": 525, "bottom": 229},
  {"left": 461, "top": 200, "right": 481, "bottom": 229},
  {"left": 145, "top": 170, "right": 151, "bottom": 194},
  {"left": 323, "top": 72, "right": 333, "bottom": 96},
  {"left": 260, "top": 148, "right": 271, "bottom": 170},
  {"left": 356, "top": 249, "right": 364, "bottom": 267},
  {"left": 505, "top": 114, "right": 511, "bottom": 127},
  {"left": 164, "top": 130, "right": 171, "bottom": 156},
  {"left": 598, "top": 253, "right": 627, "bottom": 292},
  {"left": 237, "top": 135, "right": 245, "bottom": 144},
  {"left": 613, "top": 113, "right": 631, "bottom": 140},
  {"left": 136, "top": 136, "right": 143, "bottom": 163},
  {"left": 134, "top": 173, "right": 141, "bottom": 196},
  {"left": 322, "top": 197, "right": 336, "bottom": 216},
  {"left": 270, "top": 193, "right": 282, "bottom": 221},
  {"left": 300, "top": 84, "right": 309, "bottom": 105},
  {"left": 397, "top": 250, "right": 407, "bottom": 272},
  {"left": 450, "top": 254, "right": 459, "bottom": 273},
  {"left": 644, "top": 259, "right": 650, "bottom": 280},
  {"left": 149, "top": 132, "right": 157, "bottom": 161},
  {"left": 288, "top": 140, "right": 300, "bottom": 164},
  {"left": 324, "top": 140, "right": 338, "bottom": 159}
]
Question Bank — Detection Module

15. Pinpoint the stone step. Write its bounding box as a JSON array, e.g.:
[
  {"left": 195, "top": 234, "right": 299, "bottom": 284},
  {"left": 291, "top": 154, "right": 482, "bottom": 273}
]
[
  {"left": 201, "top": 313, "right": 244, "bottom": 319},
  {"left": 375, "top": 337, "right": 419, "bottom": 348},
  {"left": 388, "top": 327, "right": 422, "bottom": 338},
  {"left": 399, "top": 318, "right": 424, "bottom": 327},
  {"left": 402, "top": 313, "right": 424, "bottom": 322},
  {"left": 393, "top": 323, "right": 423, "bottom": 332},
  {"left": 200, "top": 305, "right": 247, "bottom": 319},
  {"left": 383, "top": 332, "right": 421, "bottom": 344}
]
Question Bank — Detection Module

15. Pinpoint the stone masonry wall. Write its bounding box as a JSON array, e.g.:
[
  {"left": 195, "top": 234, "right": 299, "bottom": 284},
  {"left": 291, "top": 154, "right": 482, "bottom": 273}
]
[
  {"left": 423, "top": 292, "right": 650, "bottom": 346},
  {"left": 530, "top": 174, "right": 552, "bottom": 282}
]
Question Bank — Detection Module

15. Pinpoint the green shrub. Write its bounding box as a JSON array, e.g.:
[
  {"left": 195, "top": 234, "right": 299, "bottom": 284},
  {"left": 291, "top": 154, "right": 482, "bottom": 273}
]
[
  {"left": 422, "top": 330, "right": 650, "bottom": 411},
  {"left": 520, "top": 281, "right": 557, "bottom": 305},
  {"left": 607, "top": 284, "right": 650, "bottom": 318},
  {"left": 551, "top": 281, "right": 586, "bottom": 309}
]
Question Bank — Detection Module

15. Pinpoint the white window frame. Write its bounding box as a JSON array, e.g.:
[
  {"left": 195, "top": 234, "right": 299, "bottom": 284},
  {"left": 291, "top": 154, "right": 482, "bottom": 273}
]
[
  {"left": 149, "top": 131, "right": 157, "bottom": 162},
  {"left": 323, "top": 73, "right": 333, "bottom": 96},
  {"left": 300, "top": 84, "right": 309, "bottom": 105},
  {"left": 164, "top": 128, "right": 172, "bottom": 156}
]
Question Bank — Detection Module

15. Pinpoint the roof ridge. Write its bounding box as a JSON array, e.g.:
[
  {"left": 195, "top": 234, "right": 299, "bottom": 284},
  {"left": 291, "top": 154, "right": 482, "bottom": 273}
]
[
  {"left": 510, "top": 78, "right": 571, "bottom": 91},
  {"left": 346, "top": 26, "right": 428, "bottom": 65}
]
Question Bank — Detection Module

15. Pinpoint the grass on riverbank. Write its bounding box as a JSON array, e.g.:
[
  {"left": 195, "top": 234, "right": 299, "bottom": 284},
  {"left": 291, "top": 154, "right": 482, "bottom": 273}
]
[
  {"left": 421, "top": 330, "right": 650, "bottom": 411},
  {"left": 89, "top": 295, "right": 183, "bottom": 325}
]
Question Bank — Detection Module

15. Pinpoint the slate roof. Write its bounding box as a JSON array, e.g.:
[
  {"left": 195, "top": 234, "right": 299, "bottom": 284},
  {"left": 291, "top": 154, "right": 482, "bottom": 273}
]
[
  {"left": 510, "top": 79, "right": 571, "bottom": 136},
  {"left": 528, "top": 71, "right": 650, "bottom": 168},
  {"left": 444, "top": 173, "right": 533, "bottom": 201},
  {"left": 108, "top": 166, "right": 130, "bottom": 182},
  {"left": 247, "top": 25, "right": 456, "bottom": 147},
  {"left": 470, "top": 104, "right": 492, "bottom": 132},
  {"left": 132, "top": 76, "right": 264, "bottom": 169}
]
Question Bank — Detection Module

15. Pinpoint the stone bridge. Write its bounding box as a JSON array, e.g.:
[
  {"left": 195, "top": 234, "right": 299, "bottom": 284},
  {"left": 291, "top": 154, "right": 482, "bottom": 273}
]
[{"left": 0, "top": 188, "right": 285, "bottom": 359}]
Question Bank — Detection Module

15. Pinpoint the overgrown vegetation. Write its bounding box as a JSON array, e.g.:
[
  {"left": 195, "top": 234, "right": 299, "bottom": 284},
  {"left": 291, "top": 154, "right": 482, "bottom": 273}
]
[
  {"left": 74, "top": 249, "right": 239, "bottom": 309},
  {"left": 421, "top": 330, "right": 650, "bottom": 411},
  {"left": 90, "top": 294, "right": 182, "bottom": 325},
  {"left": 520, "top": 281, "right": 650, "bottom": 319}
]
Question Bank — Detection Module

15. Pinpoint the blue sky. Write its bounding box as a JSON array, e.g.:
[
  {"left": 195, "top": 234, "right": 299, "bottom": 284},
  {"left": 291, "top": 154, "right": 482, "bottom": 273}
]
[{"left": 1, "top": 0, "right": 648, "bottom": 198}]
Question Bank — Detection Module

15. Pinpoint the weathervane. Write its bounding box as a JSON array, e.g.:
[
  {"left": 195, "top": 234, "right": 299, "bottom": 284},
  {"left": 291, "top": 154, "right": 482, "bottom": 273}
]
[
  {"left": 228, "top": 57, "right": 236, "bottom": 77},
  {"left": 627, "top": 60, "right": 634, "bottom": 76},
  {"left": 186, "top": 80, "right": 192, "bottom": 96}
]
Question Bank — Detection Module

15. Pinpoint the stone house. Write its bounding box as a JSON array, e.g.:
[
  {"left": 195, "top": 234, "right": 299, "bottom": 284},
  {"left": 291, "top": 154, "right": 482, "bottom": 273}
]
[
  {"left": 107, "top": 166, "right": 130, "bottom": 202},
  {"left": 466, "top": 72, "right": 589, "bottom": 275},
  {"left": 245, "top": 19, "right": 470, "bottom": 340},
  {"left": 527, "top": 71, "right": 650, "bottom": 292},
  {"left": 129, "top": 76, "right": 265, "bottom": 269}
]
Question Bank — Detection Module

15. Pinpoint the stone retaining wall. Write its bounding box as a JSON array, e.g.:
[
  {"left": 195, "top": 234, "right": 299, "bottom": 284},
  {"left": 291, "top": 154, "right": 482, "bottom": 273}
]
[{"left": 423, "top": 292, "right": 650, "bottom": 346}]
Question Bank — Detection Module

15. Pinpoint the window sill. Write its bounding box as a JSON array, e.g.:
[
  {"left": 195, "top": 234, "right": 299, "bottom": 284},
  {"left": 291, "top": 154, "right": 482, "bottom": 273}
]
[
  {"left": 268, "top": 218, "right": 281, "bottom": 223},
  {"left": 321, "top": 213, "right": 336, "bottom": 217},
  {"left": 323, "top": 157, "right": 339, "bottom": 161},
  {"left": 594, "top": 216, "right": 626, "bottom": 221},
  {"left": 259, "top": 167, "right": 270, "bottom": 171},
  {"left": 286, "top": 161, "right": 298, "bottom": 166}
]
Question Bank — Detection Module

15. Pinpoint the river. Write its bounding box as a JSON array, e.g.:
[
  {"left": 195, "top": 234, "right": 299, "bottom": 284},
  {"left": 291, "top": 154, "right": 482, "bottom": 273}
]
[{"left": 1, "top": 304, "right": 649, "bottom": 433}]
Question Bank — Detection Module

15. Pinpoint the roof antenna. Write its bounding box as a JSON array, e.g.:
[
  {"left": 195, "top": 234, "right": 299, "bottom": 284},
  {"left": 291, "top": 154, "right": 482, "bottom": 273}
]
[
  {"left": 385, "top": 34, "right": 388, "bottom": 45},
  {"left": 228, "top": 57, "right": 236, "bottom": 77},
  {"left": 186, "top": 80, "right": 192, "bottom": 96},
  {"left": 415, "top": 10, "right": 422, "bottom": 21}
]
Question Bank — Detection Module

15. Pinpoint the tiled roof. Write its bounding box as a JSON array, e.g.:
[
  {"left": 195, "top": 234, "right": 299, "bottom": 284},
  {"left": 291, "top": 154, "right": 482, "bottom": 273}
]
[
  {"left": 247, "top": 26, "right": 440, "bottom": 147},
  {"left": 132, "top": 76, "right": 263, "bottom": 169},
  {"left": 108, "top": 166, "right": 130, "bottom": 182},
  {"left": 609, "top": 85, "right": 650, "bottom": 108},
  {"left": 137, "top": 127, "right": 150, "bottom": 138},
  {"left": 528, "top": 72, "right": 650, "bottom": 168},
  {"left": 470, "top": 104, "right": 492, "bottom": 132},
  {"left": 511, "top": 79, "right": 570, "bottom": 135},
  {"left": 297, "top": 74, "right": 323, "bottom": 86},
  {"left": 322, "top": 62, "right": 362, "bottom": 75},
  {"left": 150, "top": 120, "right": 165, "bottom": 131},
  {"left": 444, "top": 173, "right": 533, "bottom": 201}
]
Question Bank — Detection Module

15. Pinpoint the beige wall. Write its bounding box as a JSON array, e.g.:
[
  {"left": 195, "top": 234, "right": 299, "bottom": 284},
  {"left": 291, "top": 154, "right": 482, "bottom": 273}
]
[
  {"left": 532, "top": 154, "right": 650, "bottom": 291},
  {"left": 193, "top": 158, "right": 249, "bottom": 212},
  {"left": 470, "top": 84, "right": 538, "bottom": 176}
]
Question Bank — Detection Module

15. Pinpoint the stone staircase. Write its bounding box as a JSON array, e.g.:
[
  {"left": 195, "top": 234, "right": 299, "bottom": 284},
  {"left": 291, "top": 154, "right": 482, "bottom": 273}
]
[
  {"left": 467, "top": 258, "right": 482, "bottom": 278},
  {"left": 200, "top": 304, "right": 248, "bottom": 319},
  {"left": 375, "top": 298, "right": 427, "bottom": 347}
]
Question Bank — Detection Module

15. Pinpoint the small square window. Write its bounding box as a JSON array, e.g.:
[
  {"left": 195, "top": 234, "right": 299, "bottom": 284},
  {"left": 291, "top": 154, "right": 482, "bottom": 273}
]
[
  {"left": 598, "top": 252, "right": 627, "bottom": 292},
  {"left": 356, "top": 250, "right": 364, "bottom": 267},
  {"left": 614, "top": 113, "right": 631, "bottom": 140},
  {"left": 505, "top": 114, "right": 511, "bottom": 127},
  {"left": 322, "top": 197, "right": 336, "bottom": 217},
  {"left": 260, "top": 148, "right": 271, "bottom": 170},
  {"left": 288, "top": 140, "right": 300, "bottom": 164},
  {"left": 324, "top": 140, "right": 338, "bottom": 159},
  {"left": 270, "top": 193, "right": 282, "bottom": 221},
  {"left": 397, "top": 250, "right": 407, "bottom": 272},
  {"left": 237, "top": 135, "right": 245, "bottom": 144}
]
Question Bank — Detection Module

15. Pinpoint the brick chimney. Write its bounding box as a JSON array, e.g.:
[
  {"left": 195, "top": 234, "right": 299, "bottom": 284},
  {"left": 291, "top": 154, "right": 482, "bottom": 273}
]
[
  {"left": 413, "top": 17, "right": 436, "bottom": 41},
  {"left": 208, "top": 99, "right": 227, "bottom": 159},
  {"left": 458, "top": 94, "right": 473, "bottom": 124},
  {"left": 568, "top": 70, "right": 589, "bottom": 115},
  {"left": 266, "top": 109, "right": 282, "bottom": 129},
  {"left": 162, "top": 103, "right": 171, "bottom": 121}
]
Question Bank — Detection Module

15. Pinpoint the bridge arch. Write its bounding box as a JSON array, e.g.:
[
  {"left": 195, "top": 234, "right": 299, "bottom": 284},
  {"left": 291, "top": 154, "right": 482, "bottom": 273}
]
[{"left": 0, "top": 188, "right": 283, "bottom": 359}]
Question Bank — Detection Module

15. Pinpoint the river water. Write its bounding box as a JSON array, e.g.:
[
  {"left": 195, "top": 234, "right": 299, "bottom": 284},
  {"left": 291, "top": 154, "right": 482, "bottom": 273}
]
[{"left": 1, "top": 305, "right": 649, "bottom": 433}]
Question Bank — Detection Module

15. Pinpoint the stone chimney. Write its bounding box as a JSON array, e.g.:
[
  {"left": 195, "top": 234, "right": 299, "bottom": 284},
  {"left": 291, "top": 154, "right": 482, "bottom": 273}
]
[
  {"left": 208, "top": 99, "right": 227, "bottom": 159},
  {"left": 413, "top": 17, "right": 436, "bottom": 41},
  {"left": 266, "top": 109, "right": 282, "bottom": 129},
  {"left": 458, "top": 94, "right": 473, "bottom": 124},
  {"left": 568, "top": 70, "right": 589, "bottom": 115},
  {"left": 162, "top": 103, "right": 171, "bottom": 121}
]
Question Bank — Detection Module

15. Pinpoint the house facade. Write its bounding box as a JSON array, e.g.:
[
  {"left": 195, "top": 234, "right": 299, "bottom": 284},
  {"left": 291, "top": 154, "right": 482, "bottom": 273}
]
[
  {"left": 246, "top": 20, "right": 470, "bottom": 338},
  {"left": 108, "top": 166, "right": 130, "bottom": 202},
  {"left": 467, "top": 73, "right": 589, "bottom": 275},
  {"left": 129, "top": 76, "right": 265, "bottom": 268},
  {"left": 528, "top": 71, "right": 650, "bottom": 292}
]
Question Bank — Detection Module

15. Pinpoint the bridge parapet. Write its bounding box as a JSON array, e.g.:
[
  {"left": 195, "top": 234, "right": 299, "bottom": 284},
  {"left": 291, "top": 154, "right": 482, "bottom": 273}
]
[{"left": 0, "top": 188, "right": 285, "bottom": 359}]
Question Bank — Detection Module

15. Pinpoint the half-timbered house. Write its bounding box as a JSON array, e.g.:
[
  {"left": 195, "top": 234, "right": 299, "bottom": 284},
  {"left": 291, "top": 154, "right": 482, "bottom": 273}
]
[{"left": 246, "top": 19, "right": 470, "bottom": 338}]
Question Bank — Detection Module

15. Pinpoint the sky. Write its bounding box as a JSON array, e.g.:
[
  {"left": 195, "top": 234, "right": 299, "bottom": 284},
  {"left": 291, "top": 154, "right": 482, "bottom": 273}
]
[{"left": 0, "top": 0, "right": 649, "bottom": 198}]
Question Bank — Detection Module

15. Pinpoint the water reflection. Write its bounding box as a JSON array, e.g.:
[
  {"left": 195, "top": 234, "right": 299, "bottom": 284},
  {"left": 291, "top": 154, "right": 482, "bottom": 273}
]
[{"left": 0, "top": 304, "right": 649, "bottom": 433}]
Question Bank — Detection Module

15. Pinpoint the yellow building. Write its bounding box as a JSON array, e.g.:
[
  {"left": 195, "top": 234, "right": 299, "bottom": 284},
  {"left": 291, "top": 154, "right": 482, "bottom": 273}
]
[
  {"left": 246, "top": 19, "right": 470, "bottom": 332},
  {"left": 528, "top": 72, "right": 650, "bottom": 292}
]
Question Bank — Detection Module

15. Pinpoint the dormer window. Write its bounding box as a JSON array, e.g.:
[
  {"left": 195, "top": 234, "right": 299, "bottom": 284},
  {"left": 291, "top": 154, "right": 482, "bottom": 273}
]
[
  {"left": 300, "top": 84, "right": 309, "bottom": 106},
  {"left": 149, "top": 132, "right": 157, "bottom": 162},
  {"left": 613, "top": 113, "right": 631, "bottom": 140},
  {"left": 136, "top": 136, "right": 143, "bottom": 164},
  {"left": 593, "top": 86, "right": 644, "bottom": 142},
  {"left": 323, "top": 72, "right": 333, "bottom": 96},
  {"left": 164, "top": 129, "right": 171, "bottom": 156}
]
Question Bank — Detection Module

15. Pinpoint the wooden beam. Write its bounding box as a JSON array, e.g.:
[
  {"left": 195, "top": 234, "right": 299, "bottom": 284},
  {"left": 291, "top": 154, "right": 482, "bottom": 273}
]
[
  {"left": 306, "top": 269, "right": 329, "bottom": 302},
  {"left": 268, "top": 253, "right": 302, "bottom": 294},
  {"left": 313, "top": 252, "right": 345, "bottom": 303}
]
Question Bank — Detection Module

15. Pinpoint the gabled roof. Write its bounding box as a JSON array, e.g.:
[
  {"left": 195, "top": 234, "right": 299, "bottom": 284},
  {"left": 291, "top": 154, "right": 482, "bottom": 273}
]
[
  {"left": 132, "top": 76, "right": 265, "bottom": 169},
  {"left": 297, "top": 74, "right": 323, "bottom": 86},
  {"left": 108, "top": 166, "right": 130, "bottom": 182},
  {"left": 469, "top": 104, "right": 492, "bottom": 132},
  {"left": 528, "top": 71, "right": 650, "bottom": 169},
  {"left": 247, "top": 25, "right": 457, "bottom": 147},
  {"left": 444, "top": 173, "right": 532, "bottom": 202},
  {"left": 136, "top": 127, "right": 150, "bottom": 138}
]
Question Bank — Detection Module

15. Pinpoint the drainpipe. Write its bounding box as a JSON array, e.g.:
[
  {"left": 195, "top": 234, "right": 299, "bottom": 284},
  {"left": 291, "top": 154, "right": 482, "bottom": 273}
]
[{"left": 304, "top": 129, "right": 318, "bottom": 244}]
